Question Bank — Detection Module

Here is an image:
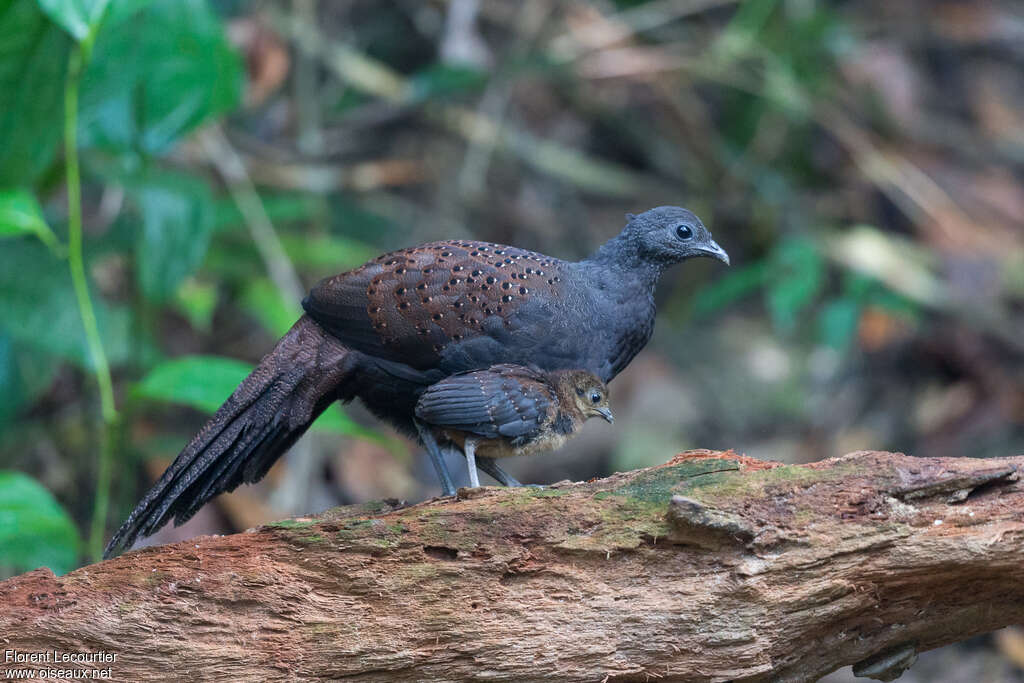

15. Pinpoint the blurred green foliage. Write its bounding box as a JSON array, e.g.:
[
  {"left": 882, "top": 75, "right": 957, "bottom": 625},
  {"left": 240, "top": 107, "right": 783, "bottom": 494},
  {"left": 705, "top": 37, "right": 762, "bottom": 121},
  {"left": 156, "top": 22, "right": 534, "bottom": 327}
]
[
  {"left": 0, "top": 0, "right": 255, "bottom": 569},
  {"left": 694, "top": 236, "right": 919, "bottom": 351},
  {"left": 0, "top": 471, "right": 80, "bottom": 576},
  {"left": 0, "top": 0, "right": 1020, "bottom": 582}
]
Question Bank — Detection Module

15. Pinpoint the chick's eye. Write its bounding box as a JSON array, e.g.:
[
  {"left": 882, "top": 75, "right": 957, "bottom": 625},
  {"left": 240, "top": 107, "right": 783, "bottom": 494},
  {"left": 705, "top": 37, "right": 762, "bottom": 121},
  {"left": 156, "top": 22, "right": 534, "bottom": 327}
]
[
  {"left": 590, "top": 392, "right": 601, "bottom": 404},
  {"left": 675, "top": 224, "right": 694, "bottom": 241}
]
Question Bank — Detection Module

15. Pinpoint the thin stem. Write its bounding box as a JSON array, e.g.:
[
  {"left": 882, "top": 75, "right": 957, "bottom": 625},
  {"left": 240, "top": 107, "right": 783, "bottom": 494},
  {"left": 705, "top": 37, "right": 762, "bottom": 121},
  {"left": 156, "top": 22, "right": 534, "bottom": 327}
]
[
  {"left": 65, "top": 39, "right": 119, "bottom": 562},
  {"left": 198, "top": 126, "right": 305, "bottom": 305}
]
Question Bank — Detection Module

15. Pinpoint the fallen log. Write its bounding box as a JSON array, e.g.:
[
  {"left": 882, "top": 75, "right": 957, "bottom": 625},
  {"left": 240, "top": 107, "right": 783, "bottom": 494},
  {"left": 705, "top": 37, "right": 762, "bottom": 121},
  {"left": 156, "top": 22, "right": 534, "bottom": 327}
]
[{"left": 2, "top": 450, "right": 1022, "bottom": 682}]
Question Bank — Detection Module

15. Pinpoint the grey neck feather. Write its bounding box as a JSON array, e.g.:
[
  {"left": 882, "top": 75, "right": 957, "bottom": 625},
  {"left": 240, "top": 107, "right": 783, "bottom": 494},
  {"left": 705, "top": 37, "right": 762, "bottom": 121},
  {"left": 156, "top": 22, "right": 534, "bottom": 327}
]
[{"left": 583, "top": 231, "right": 663, "bottom": 291}]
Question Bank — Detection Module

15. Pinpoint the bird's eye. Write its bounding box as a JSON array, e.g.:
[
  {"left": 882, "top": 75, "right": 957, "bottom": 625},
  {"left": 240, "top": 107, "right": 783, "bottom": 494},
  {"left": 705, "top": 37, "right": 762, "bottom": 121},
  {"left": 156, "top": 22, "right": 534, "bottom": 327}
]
[
  {"left": 575, "top": 387, "right": 584, "bottom": 397},
  {"left": 590, "top": 392, "right": 601, "bottom": 404},
  {"left": 675, "top": 224, "right": 694, "bottom": 241}
]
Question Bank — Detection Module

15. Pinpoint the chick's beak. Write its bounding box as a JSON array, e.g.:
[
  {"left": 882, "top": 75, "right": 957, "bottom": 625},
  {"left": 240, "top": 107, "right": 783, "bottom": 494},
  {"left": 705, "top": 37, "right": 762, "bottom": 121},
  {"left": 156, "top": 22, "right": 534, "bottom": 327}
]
[
  {"left": 699, "top": 239, "right": 730, "bottom": 265},
  {"left": 596, "top": 406, "right": 614, "bottom": 424}
]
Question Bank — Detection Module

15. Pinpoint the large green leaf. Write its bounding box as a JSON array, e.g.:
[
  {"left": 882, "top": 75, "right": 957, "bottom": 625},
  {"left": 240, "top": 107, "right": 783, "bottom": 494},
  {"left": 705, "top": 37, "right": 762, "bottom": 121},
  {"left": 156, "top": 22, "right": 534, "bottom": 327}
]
[
  {"left": 79, "top": 0, "right": 242, "bottom": 155},
  {"left": 36, "top": 0, "right": 108, "bottom": 40},
  {"left": 0, "top": 239, "right": 132, "bottom": 368},
  {"left": 0, "top": 0, "right": 71, "bottom": 185},
  {"left": 765, "top": 238, "right": 824, "bottom": 332},
  {"left": 0, "top": 471, "right": 81, "bottom": 575},
  {"left": 36, "top": 0, "right": 150, "bottom": 40},
  {"left": 132, "top": 172, "right": 214, "bottom": 302},
  {"left": 135, "top": 355, "right": 251, "bottom": 413},
  {"left": 136, "top": 355, "right": 376, "bottom": 438},
  {"left": 0, "top": 189, "right": 60, "bottom": 250}
]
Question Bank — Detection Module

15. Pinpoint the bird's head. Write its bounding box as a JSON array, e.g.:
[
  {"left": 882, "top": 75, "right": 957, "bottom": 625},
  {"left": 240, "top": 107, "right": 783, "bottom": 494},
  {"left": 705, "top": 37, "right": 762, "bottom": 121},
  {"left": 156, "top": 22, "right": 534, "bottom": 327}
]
[
  {"left": 620, "top": 206, "right": 729, "bottom": 267},
  {"left": 558, "top": 370, "right": 614, "bottom": 424}
]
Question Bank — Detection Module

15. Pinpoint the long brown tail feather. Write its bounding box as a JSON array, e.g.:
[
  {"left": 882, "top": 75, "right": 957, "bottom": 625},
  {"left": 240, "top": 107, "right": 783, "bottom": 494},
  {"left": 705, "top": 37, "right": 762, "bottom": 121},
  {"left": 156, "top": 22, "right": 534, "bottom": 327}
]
[{"left": 104, "top": 316, "right": 353, "bottom": 559}]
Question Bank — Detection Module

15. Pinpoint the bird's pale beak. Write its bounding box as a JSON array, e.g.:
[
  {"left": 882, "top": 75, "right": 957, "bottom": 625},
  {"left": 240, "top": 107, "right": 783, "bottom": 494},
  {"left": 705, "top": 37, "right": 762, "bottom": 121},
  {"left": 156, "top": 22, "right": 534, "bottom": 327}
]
[
  {"left": 596, "top": 406, "right": 614, "bottom": 424},
  {"left": 699, "top": 239, "right": 730, "bottom": 265}
]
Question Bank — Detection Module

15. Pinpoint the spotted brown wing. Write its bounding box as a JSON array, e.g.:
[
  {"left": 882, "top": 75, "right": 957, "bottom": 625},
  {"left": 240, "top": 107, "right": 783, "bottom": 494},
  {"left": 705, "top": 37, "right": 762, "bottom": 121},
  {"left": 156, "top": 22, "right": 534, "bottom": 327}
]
[{"left": 302, "top": 240, "right": 569, "bottom": 371}]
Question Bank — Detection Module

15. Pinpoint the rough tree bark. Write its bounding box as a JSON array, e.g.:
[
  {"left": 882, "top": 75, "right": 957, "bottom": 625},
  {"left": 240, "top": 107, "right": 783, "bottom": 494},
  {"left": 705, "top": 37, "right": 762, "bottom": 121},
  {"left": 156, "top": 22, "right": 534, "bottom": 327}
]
[{"left": 2, "top": 450, "right": 1023, "bottom": 682}]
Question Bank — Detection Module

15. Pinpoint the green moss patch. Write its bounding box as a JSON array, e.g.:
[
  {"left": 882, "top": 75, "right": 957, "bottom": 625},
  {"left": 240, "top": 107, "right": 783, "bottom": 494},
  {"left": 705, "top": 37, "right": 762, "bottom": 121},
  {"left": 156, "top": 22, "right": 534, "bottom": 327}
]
[
  {"left": 266, "top": 518, "right": 320, "bottom": 530},
  {"left": 602, "top": 459, "right": 743, "bottom": 504}
]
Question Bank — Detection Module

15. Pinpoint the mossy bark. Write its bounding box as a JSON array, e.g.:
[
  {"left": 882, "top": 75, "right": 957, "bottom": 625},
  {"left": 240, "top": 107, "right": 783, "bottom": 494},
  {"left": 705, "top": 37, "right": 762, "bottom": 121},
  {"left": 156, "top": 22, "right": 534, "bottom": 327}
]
[{"left": 2, "top": 450, "right": 1023, "bottom": 682}]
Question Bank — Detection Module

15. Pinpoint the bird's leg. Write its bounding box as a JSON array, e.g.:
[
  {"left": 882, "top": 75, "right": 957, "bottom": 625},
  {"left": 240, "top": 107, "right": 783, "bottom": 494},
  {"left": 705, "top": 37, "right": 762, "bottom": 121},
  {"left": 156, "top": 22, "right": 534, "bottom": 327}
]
[
  {"left": 415, "top": 420, "right": 456, "bottom": 497},
  {"left": 475, "top": 457, "right": 522, "bottom": 487},
  {"left": 463, "top": 438, "right": 481, "bottom": 489}
]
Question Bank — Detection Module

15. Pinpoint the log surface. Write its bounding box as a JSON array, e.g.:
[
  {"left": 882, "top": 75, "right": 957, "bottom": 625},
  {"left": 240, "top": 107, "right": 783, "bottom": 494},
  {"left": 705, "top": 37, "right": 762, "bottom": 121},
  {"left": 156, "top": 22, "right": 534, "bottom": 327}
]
[{"left": 2, "top": 450, "right": 1023, "bottom": 682}]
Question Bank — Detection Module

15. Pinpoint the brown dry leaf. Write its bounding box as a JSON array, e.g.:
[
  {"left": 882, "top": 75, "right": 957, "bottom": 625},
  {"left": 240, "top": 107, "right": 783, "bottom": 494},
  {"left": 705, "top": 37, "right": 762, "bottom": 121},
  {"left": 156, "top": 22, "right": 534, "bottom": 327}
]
[
  {"left": 916, "top": 161, "right": 1024, "bottom": 255},
  {"left": 245, "top": 158, "right": 426, "bottom": 192},
  {"left": 858, "top": 307, "right": 911, "bottom": 352},
  {"left": 577, "top": 46, "right": 687, "bottom": 81},
  {"left": 930, "top": 3, "right": 1024, "bottom": 45},
  {"left": 558, "top": 3, "right": 632, "bottom": 57},
  {"left": 994, "top": 626, "right": 1024, "bottom": 670},
  {"left": 971, "top": 69, "right": 1024, "bottom": 143},
  {"left": 228, "top": 17, "right": 290, "bottom": 107}
]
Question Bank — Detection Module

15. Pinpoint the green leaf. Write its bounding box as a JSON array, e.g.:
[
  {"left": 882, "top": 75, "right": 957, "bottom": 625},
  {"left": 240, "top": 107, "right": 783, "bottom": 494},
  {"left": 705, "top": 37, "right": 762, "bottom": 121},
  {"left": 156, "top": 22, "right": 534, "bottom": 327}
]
[
  {"left": 79, "top": 0, "right": 242, "bottom": 155},
  {"left": 313, "top": 407, "right": 364, "bottom": 436},
  {"left": 841, "top": 272, "right": 875, "bottom": 300},
  {"left": 0, "top": 239, "right": 133, "bottom": 368},
  {"left": 211, "top": 193, "right": 323, "bottom": 233},
  {"left": 240, "top": 278, "right": 299, "bottom": 338},
  {"left": 172, "top": 278, "right": 217, "bottom": 332},
  {"left": 135, "top": 355, "right": 251, "bottom": 413},
  {"left": 102, "top": 0, "right": 148, "bottom": 24},
  {"left": 36, "top": 0, "right": 108, "bottom": 40},
  {"left": 0, "top": 471, "right": 81, "bottom": 575},
  {"left": 818, "top": 297, "right": 861, "bottom": 350},
  {"left": 0, "top": 0, "right": 72, "bottom": 185},
  {"left": 279, "top": 233, "right": 377, "bottom": 271},
  {"left": 311, "top": 405, "right": 392, "bottom": 444},
  {"left": 0, "top": 189, "right": 60, "bottom": 250},
  {"left": 38, "top": 0, "right": 151, "bottom": 40},
  {"left": 407, "top": 64, "right": 488, "bottom": 101},
  {"left": 765, "top": 238, "right": 824, "bottom": 332},
  {"left": 692, "top": 260, "right": 768, "bottom": 317},
  {"left": 136, "top": 355, "right": 381, "bottom": 440},
  {"left": 132, "top": 172, "right": 214, "bottom": 302}
]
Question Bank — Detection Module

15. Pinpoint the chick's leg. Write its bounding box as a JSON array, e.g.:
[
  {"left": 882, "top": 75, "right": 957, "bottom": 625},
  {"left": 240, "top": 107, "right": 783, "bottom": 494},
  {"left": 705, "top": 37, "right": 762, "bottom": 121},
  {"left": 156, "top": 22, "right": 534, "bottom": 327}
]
[{"left": 463, "top": 437, "right": 481, "bottom": 488}]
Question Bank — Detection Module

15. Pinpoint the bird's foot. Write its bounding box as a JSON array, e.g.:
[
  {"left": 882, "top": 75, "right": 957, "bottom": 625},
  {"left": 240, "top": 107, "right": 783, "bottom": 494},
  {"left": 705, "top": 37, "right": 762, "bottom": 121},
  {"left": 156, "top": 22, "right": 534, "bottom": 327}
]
[{"left": 475, "top": 457, "right": 544, "bottom": 488}]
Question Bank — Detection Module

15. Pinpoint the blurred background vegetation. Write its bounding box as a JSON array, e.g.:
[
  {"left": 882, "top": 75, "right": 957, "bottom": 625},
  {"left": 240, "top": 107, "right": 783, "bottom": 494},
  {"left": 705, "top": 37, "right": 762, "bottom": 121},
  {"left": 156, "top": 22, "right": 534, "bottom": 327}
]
[{"left": 0, "top": 0, "right": 1022, "bottom": 676}]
